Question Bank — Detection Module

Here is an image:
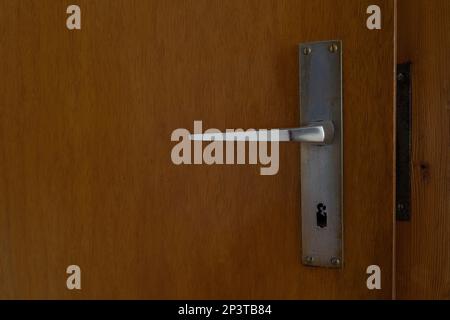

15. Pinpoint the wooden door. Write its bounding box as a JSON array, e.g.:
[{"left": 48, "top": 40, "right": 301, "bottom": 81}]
[
  {"left": 396, "top": 0, "right": 450, "bottom": 299},
  {"left": 0, "top": 0, "right": 395, "bottom": 299}
]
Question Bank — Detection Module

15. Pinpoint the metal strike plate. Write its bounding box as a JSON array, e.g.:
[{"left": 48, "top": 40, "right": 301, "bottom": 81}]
[
  {"left": 300, "top": 41, "right": 343, "bottom": 268},
  {"left": 396, "top": 62, "right": 412, "bottom": 221}
]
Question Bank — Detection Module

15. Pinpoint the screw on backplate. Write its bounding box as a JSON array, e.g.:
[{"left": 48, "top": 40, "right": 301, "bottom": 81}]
[
  {"left": 397, "top": 73, "right": 405, "bottom": 81},
  {"left": 329, "top": 43, "right": 339, "bottom": 53},
  {"left": 305, "top": 256, "right": 314, "bottom": 264},
  {"left": 330, "top": 257, "right": 341, "bottom": 266},
  {"left": 303, "top": 47, "right": 311, "bottom": 55}
]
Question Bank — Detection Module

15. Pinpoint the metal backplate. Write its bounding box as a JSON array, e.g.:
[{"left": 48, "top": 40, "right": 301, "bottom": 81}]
[{"left": 300, "top": 41, "right": 343, "bottom": 268}]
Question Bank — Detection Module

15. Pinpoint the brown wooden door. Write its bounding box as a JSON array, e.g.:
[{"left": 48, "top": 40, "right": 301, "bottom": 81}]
[
  {"left": 396, "top": 0, "right": 450, "bottom": 299},
  {"left": 0, "top": 0, "right": 395, "bottom": 299}
]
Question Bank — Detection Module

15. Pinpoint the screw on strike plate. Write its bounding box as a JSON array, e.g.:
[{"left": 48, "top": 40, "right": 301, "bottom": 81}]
[{"left": 303, "top": 47, "right": 312, "bottom": 55}]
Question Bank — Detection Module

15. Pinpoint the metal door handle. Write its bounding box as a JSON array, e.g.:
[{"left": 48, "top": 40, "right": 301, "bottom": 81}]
[
  {"left": 190, "top": 121, "right": 334, "bottom": 145},
  {"left": 189, "top": 40, "right": 343, "bottom": 269}
]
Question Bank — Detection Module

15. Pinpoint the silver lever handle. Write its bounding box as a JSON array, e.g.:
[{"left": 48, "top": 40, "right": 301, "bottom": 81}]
[{"left": 189, "top": 120, "right": 334, "bottom": 145}]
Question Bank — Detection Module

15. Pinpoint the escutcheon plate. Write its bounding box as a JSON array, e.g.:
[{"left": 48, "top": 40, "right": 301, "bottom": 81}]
[{"left": 299, "top": 41, "right": 343, "bottom": 268}]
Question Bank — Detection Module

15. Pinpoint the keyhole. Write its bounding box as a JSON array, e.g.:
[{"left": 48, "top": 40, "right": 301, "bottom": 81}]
[{"left": 316, "top": 203, "right": 327, "bottom": 228}]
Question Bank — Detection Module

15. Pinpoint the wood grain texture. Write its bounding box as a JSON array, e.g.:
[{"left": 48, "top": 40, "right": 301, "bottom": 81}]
[
  {"left": 396, "top": 0, "right": 450, "bottom": 299},
  {"left": 0, "top": 0, "right": 395, "bottom": 299}
]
